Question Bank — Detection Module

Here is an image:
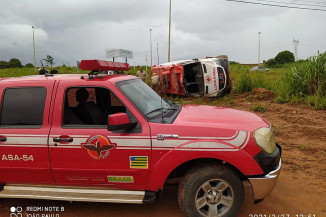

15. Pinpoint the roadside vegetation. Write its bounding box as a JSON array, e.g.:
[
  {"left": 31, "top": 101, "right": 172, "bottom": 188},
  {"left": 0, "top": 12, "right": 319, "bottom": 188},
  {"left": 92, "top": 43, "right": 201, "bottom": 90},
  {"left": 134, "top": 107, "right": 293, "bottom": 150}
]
[
  {"left": 1, "top": 50, "right": 325, "bottom": 109},
  {"left": 231, "top": 51, "right": 326, "bottom": 109}
]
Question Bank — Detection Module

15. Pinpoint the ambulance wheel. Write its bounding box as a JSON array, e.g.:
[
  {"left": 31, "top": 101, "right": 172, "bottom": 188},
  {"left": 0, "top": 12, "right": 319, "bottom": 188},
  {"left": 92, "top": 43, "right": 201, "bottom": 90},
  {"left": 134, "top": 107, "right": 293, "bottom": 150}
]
[{"left": 178, "top": 164, "right": 244, "bottom": 217}]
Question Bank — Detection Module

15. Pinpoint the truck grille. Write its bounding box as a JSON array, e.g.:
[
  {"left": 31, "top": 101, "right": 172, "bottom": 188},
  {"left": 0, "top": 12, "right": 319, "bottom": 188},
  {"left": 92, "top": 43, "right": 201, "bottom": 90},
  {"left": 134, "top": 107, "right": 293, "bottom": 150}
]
[{"left": 217, "top": 67, "right": 226, "bottom": 88}]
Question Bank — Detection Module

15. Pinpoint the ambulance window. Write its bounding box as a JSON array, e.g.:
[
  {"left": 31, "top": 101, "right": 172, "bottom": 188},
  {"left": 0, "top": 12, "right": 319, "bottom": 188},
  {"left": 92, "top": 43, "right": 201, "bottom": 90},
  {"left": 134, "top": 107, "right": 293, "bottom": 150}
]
[{"left": 0, "top": 87, "right": 46, "bottom": 126}]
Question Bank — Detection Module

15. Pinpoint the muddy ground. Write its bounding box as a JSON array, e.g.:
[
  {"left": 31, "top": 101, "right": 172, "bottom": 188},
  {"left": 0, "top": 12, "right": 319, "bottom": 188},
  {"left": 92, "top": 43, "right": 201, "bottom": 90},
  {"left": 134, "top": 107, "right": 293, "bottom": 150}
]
[{"left": 0, "top": 89, "right": 325, "bottom": 217}]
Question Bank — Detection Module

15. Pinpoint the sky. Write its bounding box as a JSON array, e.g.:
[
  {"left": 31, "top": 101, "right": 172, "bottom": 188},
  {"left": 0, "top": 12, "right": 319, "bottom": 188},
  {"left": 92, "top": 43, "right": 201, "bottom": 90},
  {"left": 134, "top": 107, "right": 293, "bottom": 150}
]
[{"left": 0, "top": 0, "right": 325, "bottom": 66}]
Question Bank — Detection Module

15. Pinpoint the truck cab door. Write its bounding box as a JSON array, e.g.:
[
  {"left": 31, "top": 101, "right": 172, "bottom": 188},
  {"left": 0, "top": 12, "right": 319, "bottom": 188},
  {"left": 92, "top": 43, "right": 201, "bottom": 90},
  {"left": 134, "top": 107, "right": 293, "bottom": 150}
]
[
  {"left": 49, "top": 80, "right": 151, "bottom": 190},
  {"left": 0, "top": 81, "right": 55, "bottom": 184}
]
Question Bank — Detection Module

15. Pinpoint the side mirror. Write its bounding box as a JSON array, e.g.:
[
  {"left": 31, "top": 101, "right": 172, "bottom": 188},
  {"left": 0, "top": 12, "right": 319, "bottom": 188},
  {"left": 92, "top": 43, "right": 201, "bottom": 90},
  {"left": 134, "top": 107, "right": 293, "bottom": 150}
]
[{"left": 107, "top": 113, "right": 137, "bottom": 131}]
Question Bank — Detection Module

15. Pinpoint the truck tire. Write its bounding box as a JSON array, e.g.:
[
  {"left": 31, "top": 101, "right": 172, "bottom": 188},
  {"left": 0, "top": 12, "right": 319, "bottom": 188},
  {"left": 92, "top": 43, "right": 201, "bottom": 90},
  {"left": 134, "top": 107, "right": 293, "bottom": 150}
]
[{"left": 178, "top": 163, "right": 244, "bottom": 217}]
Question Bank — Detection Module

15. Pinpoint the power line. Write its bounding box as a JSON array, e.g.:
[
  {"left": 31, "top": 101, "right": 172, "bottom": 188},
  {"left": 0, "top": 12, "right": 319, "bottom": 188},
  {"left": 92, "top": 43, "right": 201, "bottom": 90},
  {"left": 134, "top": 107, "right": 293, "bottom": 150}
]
[
  {"left": 290, "top": 0, "right": 326, "bottom": 6},
  {"left": 226, "top": 0, "right": 326, "bottom": 11},
  {"left": 257, "top": 0, "right": 326, "bottom": 8}
]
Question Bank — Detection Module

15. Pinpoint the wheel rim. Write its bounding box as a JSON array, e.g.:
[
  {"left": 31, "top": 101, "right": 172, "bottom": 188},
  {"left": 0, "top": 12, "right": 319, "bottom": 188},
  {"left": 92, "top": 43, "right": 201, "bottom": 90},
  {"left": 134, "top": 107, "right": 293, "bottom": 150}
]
[{"left": 195, "top": 179, "right": 234, "bottom": 217}]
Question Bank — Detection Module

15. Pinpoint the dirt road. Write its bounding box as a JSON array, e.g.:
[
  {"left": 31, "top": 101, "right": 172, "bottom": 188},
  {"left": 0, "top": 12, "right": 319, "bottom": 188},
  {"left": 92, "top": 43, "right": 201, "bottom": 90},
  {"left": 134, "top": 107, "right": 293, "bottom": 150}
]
[{"left": 1, "top": 89, "right": 325, "bottom": 216}]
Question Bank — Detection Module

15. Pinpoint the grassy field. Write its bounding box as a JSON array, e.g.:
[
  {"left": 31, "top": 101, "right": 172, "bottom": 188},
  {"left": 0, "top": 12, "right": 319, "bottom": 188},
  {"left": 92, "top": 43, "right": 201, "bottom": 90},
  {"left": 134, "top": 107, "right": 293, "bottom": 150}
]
[
  {"left": 1, "top": 56, "right": 325, "bottom": 109},
  {"left": 229, "top": 54, "right": 326, "bottom": 109}
]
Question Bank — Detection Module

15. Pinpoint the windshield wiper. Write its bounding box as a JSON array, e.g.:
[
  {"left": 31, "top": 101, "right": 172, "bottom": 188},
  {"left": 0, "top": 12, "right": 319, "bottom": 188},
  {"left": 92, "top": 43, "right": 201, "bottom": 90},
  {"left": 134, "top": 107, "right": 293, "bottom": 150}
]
[
  {"left": 146, "top": 108, "right": 164, "bottom": 116},
  {"left": 164, "top": 107, "right": 179, "bottom": 111},
  {"left": 166, "top": 99, "right": 173, "bottom": 106},
  {"left": 146, "top": 103, "right": 180, "bottom": 116}
]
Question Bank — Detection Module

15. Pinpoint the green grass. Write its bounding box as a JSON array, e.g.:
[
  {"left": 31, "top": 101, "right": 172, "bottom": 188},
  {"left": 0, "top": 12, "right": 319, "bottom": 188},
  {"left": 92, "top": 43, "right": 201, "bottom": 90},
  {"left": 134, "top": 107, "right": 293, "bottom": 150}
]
[
  {"left": 230, "top": 55, "right": 326, "bottom": 110},
  {"left": 0, "top": 65, "right": 151, "bottom": 78},
  {"left": 250, "top": 103, "right": 267, "bottom": 113}
]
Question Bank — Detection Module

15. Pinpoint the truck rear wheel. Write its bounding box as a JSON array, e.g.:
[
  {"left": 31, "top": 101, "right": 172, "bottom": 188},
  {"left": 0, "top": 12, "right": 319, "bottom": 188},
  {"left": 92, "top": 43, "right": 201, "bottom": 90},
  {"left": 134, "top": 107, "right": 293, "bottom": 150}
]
[{"left": 178, "top": 164, "right": 244, "bottom": 217}]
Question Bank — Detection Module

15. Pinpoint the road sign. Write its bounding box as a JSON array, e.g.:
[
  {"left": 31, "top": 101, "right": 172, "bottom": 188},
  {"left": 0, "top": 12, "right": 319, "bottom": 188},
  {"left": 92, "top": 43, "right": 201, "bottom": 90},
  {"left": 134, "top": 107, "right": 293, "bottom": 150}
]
[{"left": 106, "top": 49, "right": 133, "bottom": 59}]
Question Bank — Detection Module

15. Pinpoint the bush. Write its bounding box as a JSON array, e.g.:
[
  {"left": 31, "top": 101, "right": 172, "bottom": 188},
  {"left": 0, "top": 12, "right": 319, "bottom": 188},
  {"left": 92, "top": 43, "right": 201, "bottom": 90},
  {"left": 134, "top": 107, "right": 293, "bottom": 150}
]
[
  {"left": 25, "top": 63, "right": 34, "bottom": 68},
  {"left": 9, "top": 58, "right": 23, "bottom": 68},
  {"left": 265, "top": 58, "right": 278, "bottom": 67},
  {"left": 0, "top": 58, "right": 23, "bottom": 68},
  {"left": 306, "top": 95, "right": 326, "bottom": 109},
  {"left": 0, "top": 61, "right": 13, "bottom": 69},
  {"left": 286, "top": 51, "right": 326, "bottom": 96},
  {"left": 275, "top": 51, "right": 326, "bottom": 109},
  {"left": 235, "top": 71, "right": 252, "bottom": 93},
  {"left": 275, "top": 51, "right": 295, "bottom": 65}
]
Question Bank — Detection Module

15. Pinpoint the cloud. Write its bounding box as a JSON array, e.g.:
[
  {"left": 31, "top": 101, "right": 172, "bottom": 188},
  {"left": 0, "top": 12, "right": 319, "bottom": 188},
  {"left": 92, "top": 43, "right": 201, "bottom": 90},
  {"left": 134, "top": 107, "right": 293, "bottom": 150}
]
[
  {"left": 0, "top": 0, "right": 325, "bottom": 66},
  {"left": 0, "top": 24, "right": 48, "bottom": 63}
]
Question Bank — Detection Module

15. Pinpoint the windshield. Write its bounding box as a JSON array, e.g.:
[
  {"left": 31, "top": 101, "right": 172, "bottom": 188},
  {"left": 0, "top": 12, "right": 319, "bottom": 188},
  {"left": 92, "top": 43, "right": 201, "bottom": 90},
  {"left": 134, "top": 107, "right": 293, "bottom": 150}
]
[{"left": 117, "top": 79, "right": 172, "bottom": 118}]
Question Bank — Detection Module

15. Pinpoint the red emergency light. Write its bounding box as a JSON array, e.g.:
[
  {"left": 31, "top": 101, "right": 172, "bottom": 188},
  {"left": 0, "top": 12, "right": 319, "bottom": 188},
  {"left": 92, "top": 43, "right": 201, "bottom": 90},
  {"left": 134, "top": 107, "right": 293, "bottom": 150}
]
[{"left": 79, "top": 60, "right": 130, "bottom": 71}]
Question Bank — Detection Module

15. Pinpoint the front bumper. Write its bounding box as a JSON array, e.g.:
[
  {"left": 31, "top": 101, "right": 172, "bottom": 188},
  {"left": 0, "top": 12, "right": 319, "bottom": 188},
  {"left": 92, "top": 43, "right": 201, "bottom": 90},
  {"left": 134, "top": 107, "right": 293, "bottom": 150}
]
[{"left": 248, "top": 158, "right": 281, "bottom": 200}]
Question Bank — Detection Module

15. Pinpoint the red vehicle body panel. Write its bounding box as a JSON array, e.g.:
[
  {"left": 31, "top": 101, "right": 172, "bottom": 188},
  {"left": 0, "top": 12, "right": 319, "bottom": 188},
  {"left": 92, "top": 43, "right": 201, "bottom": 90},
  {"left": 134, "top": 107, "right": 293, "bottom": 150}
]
[
  {"left": 152, "top": 64, "right": 186, "bottom": 96},
  {"left": 0, "top": 74, "right": 267, "bottom": 192}
]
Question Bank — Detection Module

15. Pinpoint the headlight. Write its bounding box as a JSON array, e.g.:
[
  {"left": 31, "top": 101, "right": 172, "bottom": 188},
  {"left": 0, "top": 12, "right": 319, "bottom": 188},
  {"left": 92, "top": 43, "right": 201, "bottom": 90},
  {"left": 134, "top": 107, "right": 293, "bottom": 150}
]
[{"left": 253, "top": 127, "right": 276, "bottom": 154}]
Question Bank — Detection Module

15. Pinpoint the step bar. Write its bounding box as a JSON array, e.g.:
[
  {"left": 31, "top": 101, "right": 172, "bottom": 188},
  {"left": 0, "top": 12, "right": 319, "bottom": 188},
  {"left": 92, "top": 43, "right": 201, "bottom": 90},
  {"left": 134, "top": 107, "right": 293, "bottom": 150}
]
[{"left": 0, "top": 184, "right": 157, "bottom": 204}]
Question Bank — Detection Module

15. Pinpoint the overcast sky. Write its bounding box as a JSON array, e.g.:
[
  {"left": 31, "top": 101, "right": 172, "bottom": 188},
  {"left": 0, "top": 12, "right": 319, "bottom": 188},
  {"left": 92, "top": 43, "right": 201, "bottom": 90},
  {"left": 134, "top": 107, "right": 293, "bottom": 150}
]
[{"left": 0, "top": 0, "right": 325, "bottom": 66}]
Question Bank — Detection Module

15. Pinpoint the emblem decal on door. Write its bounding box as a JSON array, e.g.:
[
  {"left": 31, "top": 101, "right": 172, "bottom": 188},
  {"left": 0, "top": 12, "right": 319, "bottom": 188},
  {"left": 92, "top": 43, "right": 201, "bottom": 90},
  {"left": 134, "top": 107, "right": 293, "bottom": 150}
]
[
  {"left": 107, "top": 176, "right": 134, "bottom": 183},
  {"left": 130, "top": 156, "right": 148, "bottom": 169},
  {"left": 82, "top": 135, "right": 116, "bottom": 160}
]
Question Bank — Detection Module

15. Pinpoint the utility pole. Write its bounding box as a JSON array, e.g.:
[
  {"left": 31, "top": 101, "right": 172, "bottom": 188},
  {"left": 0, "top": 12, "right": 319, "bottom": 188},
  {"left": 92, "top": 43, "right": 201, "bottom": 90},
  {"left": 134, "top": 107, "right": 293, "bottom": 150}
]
[
  {"left": 258, "top": 32, "right": 261, "bottom": 65},
  {"left": 157, "top": 42, "right": 160, "bottom": 65},
  {"left": 293, "top": 38, "right": 299, "bottom": 61},
  {"left": 150, "top": 29, "right": 153, "bottom": 68},
  {"left": 32, "top": 26, "right": 36, "bottom": 72},
  {"left": 168, "top": 0, "right": 172, "bottom": 62}
]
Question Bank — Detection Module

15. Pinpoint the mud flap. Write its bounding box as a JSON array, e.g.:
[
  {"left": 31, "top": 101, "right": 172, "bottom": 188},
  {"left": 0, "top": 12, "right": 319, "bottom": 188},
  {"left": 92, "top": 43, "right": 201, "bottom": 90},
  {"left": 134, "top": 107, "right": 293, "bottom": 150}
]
[{"left": 142, "top": 191, "right": 158, "bottom": 204}]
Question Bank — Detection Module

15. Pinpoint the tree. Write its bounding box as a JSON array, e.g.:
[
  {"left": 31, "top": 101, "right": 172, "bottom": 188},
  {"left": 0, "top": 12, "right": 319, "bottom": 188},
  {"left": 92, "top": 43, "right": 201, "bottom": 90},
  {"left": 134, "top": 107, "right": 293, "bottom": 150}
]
[
  {"left": 265, "top": 58, "right": 278, "bottom": 67},
  {"left": 9, "top": 58, "right": 23, "bottom": 68},
  {"left": 25, "top": 63, "right": 34, "bottom": 68},
  {"left": 275, "top": 50, "right": 295, "bottom": 64},
  {"left": 0, "top": 61, "right": 10, "bottom": 69},
  {"left": 44, "top": 55, "right": 55, "bottom": 67}
]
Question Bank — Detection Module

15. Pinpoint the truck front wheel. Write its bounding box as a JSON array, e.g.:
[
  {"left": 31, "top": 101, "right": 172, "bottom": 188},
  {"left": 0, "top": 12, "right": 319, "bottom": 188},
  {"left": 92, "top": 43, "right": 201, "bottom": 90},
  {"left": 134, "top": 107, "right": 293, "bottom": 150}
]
[{"left": 178, "top": 164, "right": 244, "bottom": 217}]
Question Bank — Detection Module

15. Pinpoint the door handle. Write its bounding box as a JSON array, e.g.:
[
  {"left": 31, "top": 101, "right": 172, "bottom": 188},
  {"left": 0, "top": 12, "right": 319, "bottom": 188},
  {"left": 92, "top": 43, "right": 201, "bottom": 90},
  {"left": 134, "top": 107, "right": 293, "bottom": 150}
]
[
  {"left": 0, "top": 137, "right": 7, "bottom": 142},
  {"left": 53, "top": 137, "right": 73, "bottom": 143}
]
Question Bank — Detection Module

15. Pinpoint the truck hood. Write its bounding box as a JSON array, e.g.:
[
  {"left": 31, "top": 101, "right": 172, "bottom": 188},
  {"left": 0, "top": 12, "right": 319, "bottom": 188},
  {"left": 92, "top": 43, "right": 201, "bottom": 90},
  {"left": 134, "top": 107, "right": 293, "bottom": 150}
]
[{"left": 173, "top": 105, "right": 269, "bottom": 132}]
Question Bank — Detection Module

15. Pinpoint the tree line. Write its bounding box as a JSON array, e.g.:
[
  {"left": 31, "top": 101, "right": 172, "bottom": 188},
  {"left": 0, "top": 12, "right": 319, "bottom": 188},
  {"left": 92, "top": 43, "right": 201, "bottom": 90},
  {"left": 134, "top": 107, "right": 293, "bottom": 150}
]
[
  {"left": 0, "top": 58, "right": 32, "bottom": 69},
  {"left": 0, "top": 55, "right": 55, "bottom": 69}
]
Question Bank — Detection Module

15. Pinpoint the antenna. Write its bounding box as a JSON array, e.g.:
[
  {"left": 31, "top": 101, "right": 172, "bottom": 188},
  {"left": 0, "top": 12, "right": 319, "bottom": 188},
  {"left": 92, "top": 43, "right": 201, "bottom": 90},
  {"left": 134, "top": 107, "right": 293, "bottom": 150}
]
[
  {"left": 159, "top": 68, "right": 164, "bottom": 123},
  {"left": 157, "top": 42, "right": 160, "bottom": 65},
  {"left": 161, "top": 93, "right": 164, "bottom": 123},
  {"left": 293, "top": 38, "right": 300, "bottom": 61}
]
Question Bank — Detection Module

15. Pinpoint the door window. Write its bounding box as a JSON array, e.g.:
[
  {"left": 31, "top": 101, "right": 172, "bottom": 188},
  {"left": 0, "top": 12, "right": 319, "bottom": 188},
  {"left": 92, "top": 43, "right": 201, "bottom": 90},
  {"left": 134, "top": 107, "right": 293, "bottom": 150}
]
[
  {"left": 62, "top": 87, "right": 127, "bottom": 126},
  {"left": 0, "top": 87, "right": 46, "bottom": 127}
]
